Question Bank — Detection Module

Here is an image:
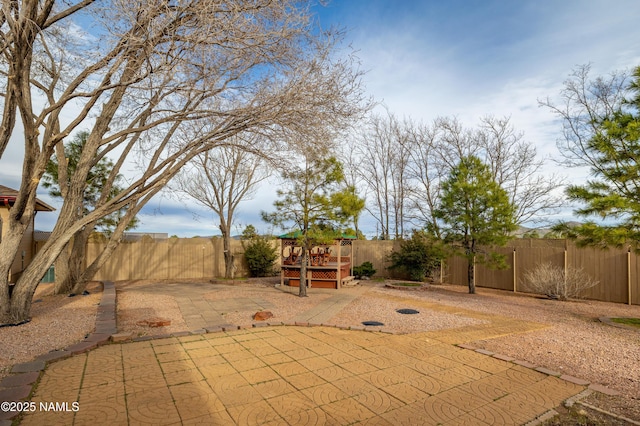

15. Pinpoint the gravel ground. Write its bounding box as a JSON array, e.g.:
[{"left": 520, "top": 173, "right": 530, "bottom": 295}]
[
  {"left": 2, "top": 278, "right": 638, "bottom": 421},
  {"left": 0, "top": 282, "right": 101, "bottom": 381},
  {"left": 329, "top": 289, "right": 489, "bottom": 333},
  {"left": 117, "top": 292, "right": 188, "bottom": 336},
  {"left": 205, "top": 288, "right": 335, "bottom": 326}
]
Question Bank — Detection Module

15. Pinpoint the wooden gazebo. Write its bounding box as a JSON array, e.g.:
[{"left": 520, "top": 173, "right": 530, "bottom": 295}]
[{"left": 279, "top": 233, "right": 355, "bottom": 289}]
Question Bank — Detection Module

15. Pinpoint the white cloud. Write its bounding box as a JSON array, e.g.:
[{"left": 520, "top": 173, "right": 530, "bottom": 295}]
[{"left": 4, "top": 1, "right": 640, "bottom": 236}]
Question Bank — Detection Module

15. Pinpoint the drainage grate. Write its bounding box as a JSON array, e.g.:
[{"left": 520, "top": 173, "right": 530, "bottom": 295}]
[
  {"left": 396, "top": 308, "right": 420, "bottom": 315},
  {"left": 362, "top": 321, "right": 385, "bottom": 326}
]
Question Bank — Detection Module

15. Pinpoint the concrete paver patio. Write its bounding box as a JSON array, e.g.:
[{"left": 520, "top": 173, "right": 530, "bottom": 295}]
[
  {"left": 8, "top": 281, "right": 597, "bottom": 425},
  {"left": 19, "top": 328, "right": 584, "bottom": 425}
]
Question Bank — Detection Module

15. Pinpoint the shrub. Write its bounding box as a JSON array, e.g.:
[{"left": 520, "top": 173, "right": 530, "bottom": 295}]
[
  {"left": 523, "top": 262, "right": 599, "bottom": 300},
  {"left": 242, "top": 229, "right": 278, "bottom": 277},
  {"left": 388, "top": 230, "right": 445, "bottom": 281},
  {"left": 353, "top": 261, "right": 376, "bottom": 279}
]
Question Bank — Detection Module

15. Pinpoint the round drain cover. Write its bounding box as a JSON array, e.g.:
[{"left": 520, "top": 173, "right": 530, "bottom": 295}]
[
  {"left": 362, "top": 321, "right": 385, "bottom": 326},
  {"left": 396, "top": 308, "right": 419, "bottom": 315}
]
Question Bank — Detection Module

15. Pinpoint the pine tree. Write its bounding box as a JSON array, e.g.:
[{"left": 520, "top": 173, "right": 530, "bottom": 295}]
[
  {"left": 262, "top": 155, "right": 364, "bottom": 297},
  {"left": 555, "top": 66, "right": 640, "bottom": 248},
  {"left": 435, "top": 155, "right": 516, "bottom": 293},
  {"left": 42, "top": 131, "right": 137, "bottom": 235}
]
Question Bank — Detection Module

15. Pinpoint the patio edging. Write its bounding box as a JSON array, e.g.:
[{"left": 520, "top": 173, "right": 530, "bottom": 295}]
[
  {"left": 0, "top": 281, "right": 116, "bottom": 424},
  {"left": 454, "top": 342, "right": 623, "bottom": 424}
]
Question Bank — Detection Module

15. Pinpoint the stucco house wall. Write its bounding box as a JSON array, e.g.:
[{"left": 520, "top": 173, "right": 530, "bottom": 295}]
[{"left": 0, "top": 185, "right": 54, "bottom": 282}]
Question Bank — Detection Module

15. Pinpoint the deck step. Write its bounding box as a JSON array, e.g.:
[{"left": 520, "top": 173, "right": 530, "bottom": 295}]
[{"left": 341, "top": 276, "right": 360, "bottom": 287}]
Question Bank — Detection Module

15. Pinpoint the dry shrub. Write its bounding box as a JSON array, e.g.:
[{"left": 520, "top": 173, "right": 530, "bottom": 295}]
[{"left": 523, "top": 262, "right": 599, "bottom": 300}]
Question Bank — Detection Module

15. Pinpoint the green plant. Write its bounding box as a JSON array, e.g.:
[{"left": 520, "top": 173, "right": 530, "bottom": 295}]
[
  {"left": 353, "top": 261, "right": 376, "bottom": 279},
  {"left": 242, "top": 229, "right": 278, "bottom": 277},
  {"left": 434, "top": 155, "right": 516, "bottom": 293},
  {"left": 611, "top": 318, "right": 640, "bottom": 328},
  {"left": 388, "top": 230, "right": 445, "bottom": 282},
  {"left": 261, "top": 155, "right": 364, "bottom": 296},
  {"left": 523, "top": 262, "right": 599, "bottom": 300}
]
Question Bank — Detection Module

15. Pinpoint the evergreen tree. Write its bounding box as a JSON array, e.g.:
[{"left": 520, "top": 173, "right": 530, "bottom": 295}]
[
  {"left": 435, "top": 155, "right": 516, "bottom": 293},
  {"left": 241, "top": 226, "right": 278, "bottom": 277},
  {"left": 388, "top": 230, "right": 445, "bottom": 281},
  {"left": 553, "top": 66, "right": 640, "bottom": 248},
  {"left": 262, "top": 155, "right": 364, "bottom": 297}
]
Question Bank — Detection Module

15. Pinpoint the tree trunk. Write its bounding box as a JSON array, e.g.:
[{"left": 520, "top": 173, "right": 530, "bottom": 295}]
[
  {"left": 218, "top": 220, "right": 235, "bottom": 279},
  {"left": 53, "top": 244, "right": 72, "bottom": 294},
  {"left": 2, "top": 196, "right": 96, "bottom": 323},
  {"left": 7, "top": 278, "right": 35, "bottom": 325},
  {"left": 299, "top": 245, "right": 308, "bottom": 297},
  {"left": 468, "top": 255, "right": 476, "bottom": 294},
  {"left": 67, "top": 237, "right": 88, "bottom": 294},
  {"left": 223, "top": 236, "right": 235, "bottom": 279},
  {"left": 54, "top": 228, "right": 91, "bottom": 295},
  {"left": 6, "top": 241, "right": 64, "bottom": 324},
  {"left": 73, "top": 237, "right": 118, "bottom": 295},
  {"left": 73, "top": 201, "right": 145, "bottom": 294}
]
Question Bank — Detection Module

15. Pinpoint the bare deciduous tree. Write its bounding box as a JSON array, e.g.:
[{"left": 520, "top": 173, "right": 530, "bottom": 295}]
[
  {"left": 338, "top": 141, "right": 367, "bottom": 237},
  {"left": 475, "top": 115, "right": 565, "bottom": 225},
  {"left": 405, "top": 115, "right": 565, "bottom": 230},
  {"left": 354, "top": 110, "right": 411, "bottom": 239},
  {"left": 403, "top": 119, "right": 446, "bottom": 236},
  {"left": 171, "top": 140, "right": 270, "bottom": 278},
  {"left": 0, "top": 0, "right": 368, "bottom": 324},
  {"left": 539, "top": 63, "right": 630, "bottom": 169}
]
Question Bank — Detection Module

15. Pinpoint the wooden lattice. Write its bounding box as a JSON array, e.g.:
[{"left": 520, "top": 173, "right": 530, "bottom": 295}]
[
  {"left": 311, "top": 270, "right": 336, "bottom": 279},
  {"left": 283, "top": 269, "right": 300, "bottom": 278}
]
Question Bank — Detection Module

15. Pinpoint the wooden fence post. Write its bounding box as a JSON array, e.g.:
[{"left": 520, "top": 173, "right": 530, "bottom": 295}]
[
  {"left": 513, "top": 248, "right": 517, "bottom": 293},
  {"left": 564, "top": 249, "right": 568, "bottom": 285},
  {"left": 628, "top": 247, "right": 632, "bottom": 306}
]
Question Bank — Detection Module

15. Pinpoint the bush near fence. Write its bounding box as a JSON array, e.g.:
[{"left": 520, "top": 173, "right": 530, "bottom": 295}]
[{"left": 67, "top": 238, "right": 638, "bottom": 305}]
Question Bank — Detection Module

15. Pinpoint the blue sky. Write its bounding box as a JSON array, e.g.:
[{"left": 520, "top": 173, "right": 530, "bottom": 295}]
[{"left": 2, "top": 0, "right": 640, "bottom": 237}]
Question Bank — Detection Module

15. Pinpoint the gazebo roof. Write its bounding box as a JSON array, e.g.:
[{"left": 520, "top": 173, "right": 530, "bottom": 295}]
[{"left": 278, "top": 230, "right": 356, "bottom": 240}]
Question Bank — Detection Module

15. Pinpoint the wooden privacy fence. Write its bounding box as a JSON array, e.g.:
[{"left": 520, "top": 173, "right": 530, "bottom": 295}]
[
  {"left": 443, "top": 239, "right": 639, "bottom": 305},
  {"left": 81, "top": 237, "right": 638, "bottom": 305},
  {"left": 86, "top": 237, "right": 253, "bottom": 281}
]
